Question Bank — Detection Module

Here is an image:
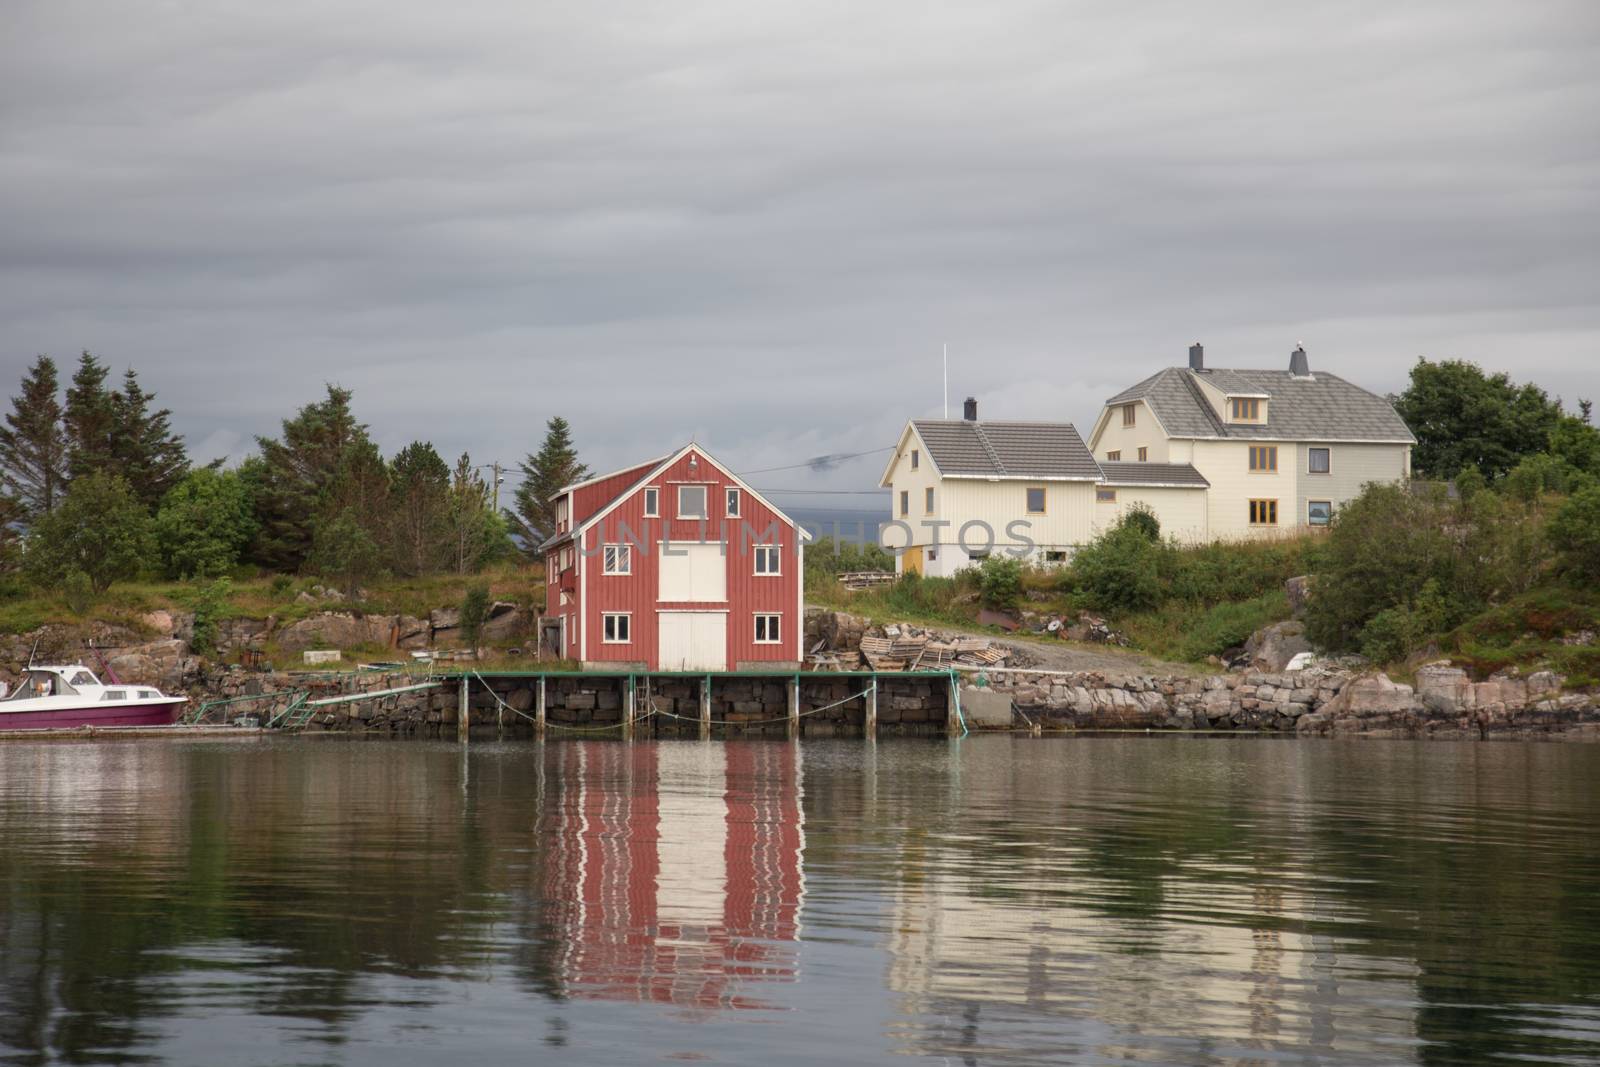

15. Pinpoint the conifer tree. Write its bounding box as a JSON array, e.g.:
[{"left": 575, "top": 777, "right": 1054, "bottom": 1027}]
[
  {"left": 63, "top": 351, "right": 118, "bottom": 482},
  {"left": 388, "top": 441, "right": 451, "bottom": 577},
  {"left": 0, "top": 355, "right": 68, "bottom": 517},
  {"left": 511, "top": 417, "right": 588, "bottom": 550},
  {"left": 111, "top": 367, "right": 188, "bottom": 508},
  {"left": 250, "top": 385, "right": 370, "bottom": 571}
]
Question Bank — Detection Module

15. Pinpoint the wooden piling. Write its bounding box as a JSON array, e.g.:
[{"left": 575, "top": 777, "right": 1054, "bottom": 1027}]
[
  {"left": 787, "top": 676, "right": 800, "bottom": 740},
  {"left": 623, "top": 676, "right": 636, "bottom": 740},
  {"left": 700, "top": 675, "right": 711, "bottom": 740},
  {"left": 457, "top": 675, "right": 469, "bottom": 744},
  {"left": 947, "top": 672, "right": 962, "bottom": 737},
  {"left": 864, "top": 677, "right": 877, "bottom": 739},
  {"left": 536, "top": 675, "right": 547, "bottom": 738}
]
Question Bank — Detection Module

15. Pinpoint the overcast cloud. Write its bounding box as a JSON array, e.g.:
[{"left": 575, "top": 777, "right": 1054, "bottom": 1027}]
[{"left": 2, "top": 0, "right": 1597, "bottom": 508}]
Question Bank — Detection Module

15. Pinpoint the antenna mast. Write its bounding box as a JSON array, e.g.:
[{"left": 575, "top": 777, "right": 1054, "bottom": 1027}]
[{"left": 943, "top": 343, "right": 948, "bottom": 419}]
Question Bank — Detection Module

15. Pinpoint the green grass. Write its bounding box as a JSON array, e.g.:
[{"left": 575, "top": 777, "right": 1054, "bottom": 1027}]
[
  {"left": 1444, "top": 586, "right": 1600, "bottom": 686},
  {"left": 1118, "top": 591, "right": 1292, "bottom": 663}
]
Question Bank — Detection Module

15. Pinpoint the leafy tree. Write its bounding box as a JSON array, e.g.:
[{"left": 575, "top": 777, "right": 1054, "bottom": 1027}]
[
  {"left": 1395, "top": 359, "right": 1563, "bottom": 480},
  {"left": 1358, "top": 579, "right": 1450, "bottom": 664},
  {"left": 188, "top": 578, "right": 233, "bottom": 655},
  {"left": 250, "top": 385, "right": 372, "bottom": 570},
  {"left": 388, "top": 441, "right": 451, "bottom": 576},
  {"left": 109, "top": 368, "right": 188, "bottom": 508},
  {"left": 1548, "top": 486, "right": 1600, "bottom": 582},
  {"left": 63, "top": 351, "right": 119, "bottom": 482},
  {"left": 1548, "top": 414, "right": 1600, "bottom": 478},
  {"left": 459, "top": 584, "right": 490, "bottom": 656},
  {"left": 0, "top": 355, "right": 68, "bottom": 517},
  {"left": 23, "top": 472, "right": 155, "bottom": 593},
  {"left": 309, "top": 507, "right": 384, "bottom": 599},
  {"left": 511, "top": 417, "right": 588, "bottom": 550},
  {"left": 446, "top": 452, "right": 512, "bottom": 574},
  {"left": 154, "top": 468, "right": 257, "bottom": 579},
  {"left": 1304, "top": 483, "right": 1455, "bottom": 652}
]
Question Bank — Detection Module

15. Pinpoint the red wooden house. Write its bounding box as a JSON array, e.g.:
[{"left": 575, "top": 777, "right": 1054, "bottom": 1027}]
[{"left": 540, "top": 443, "right": 808, "bottom": 671}]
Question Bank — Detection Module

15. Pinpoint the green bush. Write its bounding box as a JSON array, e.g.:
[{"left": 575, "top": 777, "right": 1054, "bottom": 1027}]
[
  {"left": 460, "top": 583, "right": 490, "bottom": 653},
  {"left": 23, "top": 473, "right": 155, "bottom": 593},
  {"left": 269, "top": 574, "right": 294, "bottom": 596},
  {"left": 64, "top": 571, "right": 94, "bottom": 616},
  {"left": 1122, "top": 504, "right": 1161, "bottom": 542},
  {"left": 189, "top": 578, "right": 233, "bottom": 655},
  {"left": 1072, "top": 524, "right": 1165, "bottom": 613},
  {"left": 975, "top": 556, "right": 1023, "bottom": 609},
  {"left": 154, "top": 468, "right": 257, "bottom": 579},
  {"left": 1357, "top": 579, "right": 1451, "bottom": 664}
]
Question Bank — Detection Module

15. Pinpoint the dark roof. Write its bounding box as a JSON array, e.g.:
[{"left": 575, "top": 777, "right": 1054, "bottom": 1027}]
[
  {"left": 1098, "top": 461, "right": 1210, "bottom": 488},
  {"left": 1107, "top": 367, "right": 1415, "bottom": 443},
  {"left": 911, "top": 420, "right": 1102, "bottom": 480}
]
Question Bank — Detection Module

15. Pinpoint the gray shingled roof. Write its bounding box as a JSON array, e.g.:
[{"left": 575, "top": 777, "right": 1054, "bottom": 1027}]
[
  {"left": 1107, "top": 367, "right": 1415, "bottom": 442},
  {"left": 1098, "top": 461, "right": 1210, "bottom": 487},
  {"left": 912, "top": 420, "right": 1102, "bottom": 480}
]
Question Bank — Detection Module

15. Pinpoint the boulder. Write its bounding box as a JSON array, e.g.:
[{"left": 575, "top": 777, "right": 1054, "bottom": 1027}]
[
  {"left": 1330, "top": 673, "right": 1419, "bottom": 716},
  {"left": 1416, "top": 663, "right": 1472, "bottom": 714},
  {"left": 812, "top": 611, "right": 868, "bottom": 651},
  {"left": 105, "top": 639, "right": 188, "bottom": 690},
  {"left": 482, "top": 602, "right": 528, "bottom": 642},
  {"left": 1244, "top": 621, "right": 1312, "bottom": 672},
  {"left": 1285, "top": 575, "right": 1313, "bottom": 616},
  {"left": 276, "top": 613, "right": 401, "bottom": 652}
]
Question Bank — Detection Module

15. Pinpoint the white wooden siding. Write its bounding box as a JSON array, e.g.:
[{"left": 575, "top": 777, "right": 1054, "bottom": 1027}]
[
  {"left": 658, "top": 542, "right": 727, "bottom": 601},
  {"left": 1294, "top": 442, "right": 1409, "bottom": 523},
  {"left": 1091, "top": 487, "right": 1209, "bottom": 543},
  {"left": 658, "top": 612, "right": 727, "bottom": 670}
]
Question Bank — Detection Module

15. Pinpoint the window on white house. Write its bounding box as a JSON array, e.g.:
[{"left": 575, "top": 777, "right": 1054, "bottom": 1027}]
[
  {"left": 924, "top": 487, "right": 934, "bottom": 513},
  {"left": 1045, "top": 550, "right": 1068, "bottom": 563},
  {"left": 1308, "top": 501, "right": 1333, "bottom": 526},
  {"left": 1097, "top": 488, "right": 1117, "bottom": 503},
  {"left": 1309, "top": 447, "right": 1331, "bottom": 474},
  {"left": 603, "top": 613, "right": 630, "bottom": 643},
  {"left": 927, "top": 547, "right": 938, "bottom": 561},
  {"left": 602, "top": 544, "right": 630, "bottom": 574},
  {"left": 643, "top": 487, "right": 659, "bottom": 516},
  {"left": 1138, "top": 446, "right": 1147, "bottom": 461},
  {"left": 726, "top": 488, "right": 740, "bottom": 517},
  {"left": 678, "top": 485, "right": 707, "bottom": 518},
  {"left": 754, "top": 614, "right": 782, "bottom": 643},
  {"left": 1026, "top": 487, "right": 1046, "bottom": 513},
  {"left": 900, "top": 490, "right": 909, "bottom": 516},
  {"left": 1107, "top": 450, "right": 1121, "bottom": 461},
  {"left": 754, "top": 545, "right": 781, "bottom": 575},
  {"left": 911, "top": 449, "right": 919, "bottom": 470},
  {"left": 1122, "top": 404, "right": 1136, "bottom": 427}
]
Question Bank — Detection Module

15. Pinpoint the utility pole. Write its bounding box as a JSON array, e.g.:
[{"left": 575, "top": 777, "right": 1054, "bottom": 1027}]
[{"left": 492, "top": 461, "right": 502, "bottom": 513}]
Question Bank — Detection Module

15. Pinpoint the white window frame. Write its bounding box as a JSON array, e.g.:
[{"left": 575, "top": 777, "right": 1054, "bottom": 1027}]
[
  {"left": 1026, "top": 487, "right": 1046, "bottom": 514},
  {"left": 678, "top": 485, "right": 707, "bottom": 519},
  {"left": 1308, "top": 447, "right": 1331, "bottom": 475},
  {"left": 1096, "top": 488, "right": 1117, "bottom": 503},
  {"left": 602, "top": 543, "right": 631, "bottom": 575},
  {"left": 602, "top": 612, "right": 631, "bottom": 644},
  {"left": 754, "top": 545, "right": 781, "bottom": 576},
  {"left": 924, "top": 487, "right": 934, "bottom": 513},
  {"left": 754, "top": 613, "right": 782, "bottom": 644},
  {"left": 726, "top": 487, "right": 740, "bottom": 517},
  {"left": 1308, "top": 500, "right": 1333, "bottom": 526},
  {"left": 643, "top": 487, "right": 659, "bottom": 517},
  {"left": 910, "top": 449, "right": 919, "bottom": 470}
]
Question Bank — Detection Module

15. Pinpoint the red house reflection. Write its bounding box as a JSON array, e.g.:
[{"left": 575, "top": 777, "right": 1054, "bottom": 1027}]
[{"left": 540, "top": 742, "right": 805, "bottom": 1010}]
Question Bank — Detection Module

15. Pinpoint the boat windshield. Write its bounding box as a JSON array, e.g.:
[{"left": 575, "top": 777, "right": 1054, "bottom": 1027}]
[
  {"left": 4, "top": 671, "right": 77, "bottom": 700},
  {"left": 67, "top": 669, "right": 98, "bottom": 687}
]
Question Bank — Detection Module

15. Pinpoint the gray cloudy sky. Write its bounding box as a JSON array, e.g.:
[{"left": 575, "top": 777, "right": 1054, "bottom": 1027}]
[{"left": 3, "top": 0, "right": 1598, "bottom": 509}]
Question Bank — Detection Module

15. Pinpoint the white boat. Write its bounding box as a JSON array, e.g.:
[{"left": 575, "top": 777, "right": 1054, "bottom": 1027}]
[{"left": 0, "top": 665, "right": 187, "bottom": 730}]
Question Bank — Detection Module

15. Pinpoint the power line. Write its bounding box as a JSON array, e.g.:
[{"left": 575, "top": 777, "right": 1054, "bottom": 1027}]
[{"left": 753, "top": 488, "right": 888, "bottom": 495}]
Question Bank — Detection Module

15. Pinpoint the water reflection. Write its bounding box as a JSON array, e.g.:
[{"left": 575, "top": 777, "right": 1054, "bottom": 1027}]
[
  {"left": 0, "top": 737, "right": 1597, "bottom": 1066},
  {"left": 539, "top": 742, "right": 803, "bottom": 1008}
]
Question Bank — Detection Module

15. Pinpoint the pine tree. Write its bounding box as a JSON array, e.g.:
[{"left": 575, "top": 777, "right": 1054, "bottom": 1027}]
[
  {"left": 447, "top": 452, "right": 511, "bottom": 574},
  {"left": 250, "top": 385, "right": 371, "bottom": 571},
  {"left": 63, "top": 351, "right": 118, "bottom": 482},
  {"left": 0, "top": 355, "right": 68, "bottom": 517},
  {"left": 511, "top": 417, "right": 588, "bottom": 550},
  {"left": 388, "top": 441, "right": 451, "bottom": 577},
  {"left": 111, "top": 368, "right": 188, "bottom": 508}
]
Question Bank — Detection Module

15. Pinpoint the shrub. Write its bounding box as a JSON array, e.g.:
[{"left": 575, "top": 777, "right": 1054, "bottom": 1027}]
[
  {"left": 1122, "top": 504, "right": 1161, "bottom": 542},
  {"left": 310, "top": 508, "right": 384, "bottom": 599},
  {"left": 64, "top": 571, "right": 94, "bottom": 616},
  {"left": 1358, "top": 579, "right": 1451, "bottom": 664},
  {"left": 975, "top": 556, "right": 1023, "bottom": 609},
  {"left": 269, "top": 574, "right": 294, "bottom": 596},
  {"left": 460, "top": 583, "right": 490, "bottom": 654},
  {"left": 154, "top": 468, "right": 257, "bottom": 579},
  {"left": 23, "top": 473, "right": 155, "bottom": 593},
  {"left": 1072, "top": 524, "right": 1165, "bottom": 614},
  {"left": 189, "top": 578, "right": 233, "bottom": 655}
]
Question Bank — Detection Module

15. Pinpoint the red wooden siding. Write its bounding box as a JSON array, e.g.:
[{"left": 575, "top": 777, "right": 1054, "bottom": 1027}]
[{"left": 575, "top": 447, "right": 802, "bottom": 668}]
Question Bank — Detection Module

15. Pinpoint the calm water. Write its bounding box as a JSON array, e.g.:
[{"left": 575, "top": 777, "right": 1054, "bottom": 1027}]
[{"left": 2, "top": 737, "right": 1598, "bottom": 1066}]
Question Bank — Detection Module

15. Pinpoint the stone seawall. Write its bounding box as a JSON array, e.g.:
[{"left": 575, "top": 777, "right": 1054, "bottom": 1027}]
[
  {"left": 979, "top": 664, "right": 1600, "bottom": 740},
  {"left": 195, "top": 669, "right": 951, "bottom": 738}
]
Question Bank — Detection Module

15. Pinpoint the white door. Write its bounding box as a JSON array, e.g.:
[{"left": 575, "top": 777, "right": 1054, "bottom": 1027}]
[
  {"left": 658, "top": 612, "right": 727, "bottom": 671},
  {"left": 658, "top": 542, "right": 727, "bottom": 602}
]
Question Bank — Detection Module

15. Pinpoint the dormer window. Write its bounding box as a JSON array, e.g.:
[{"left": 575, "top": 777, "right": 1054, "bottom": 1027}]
[
  {"left": 556, "top": 496, "right": 570, "bottom": 532},
  {"left": 1230, "top": 398, "right": 1261, "bottom": 421},
  {"left": 1122, "top": 404, "right": 1136, "bottom": 427}
]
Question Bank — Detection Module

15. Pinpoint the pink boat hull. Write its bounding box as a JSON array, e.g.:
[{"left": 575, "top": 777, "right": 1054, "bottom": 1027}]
[{"left": 0, "top": 699, "right": 186, "bottom": 731}]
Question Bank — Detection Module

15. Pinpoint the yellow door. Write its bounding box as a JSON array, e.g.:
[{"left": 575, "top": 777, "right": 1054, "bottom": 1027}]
[{"left": 903, "top": 545, "right": 924, "bottom": 576}]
